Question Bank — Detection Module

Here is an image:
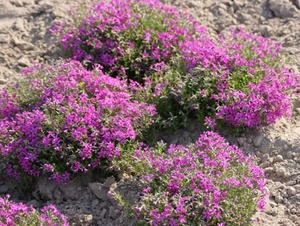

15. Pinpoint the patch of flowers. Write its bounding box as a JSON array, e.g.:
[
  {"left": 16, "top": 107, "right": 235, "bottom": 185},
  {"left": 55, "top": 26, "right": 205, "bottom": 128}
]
[
  {"left": 0, "top": 195, "right": 68, "bottom": 226},
  {"left": 178, "top": 28, "right": 299, "bottom": 127},
  {"left": 51, "top": 0, "right": 206, "bottom": 84},
  {"left": 0, "top": 60, "right": 155, "bottom": 184},
  {"left": 53, "top": 0, "right": 299, "bottom": 128},
  {"left": 130, "top": 131, "right": 268, "bottom": 225}
]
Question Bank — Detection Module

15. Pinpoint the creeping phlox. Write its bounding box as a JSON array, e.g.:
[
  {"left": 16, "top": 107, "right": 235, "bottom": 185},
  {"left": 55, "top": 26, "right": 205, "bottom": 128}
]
[
  {"left": 53, "top": 0, "right": 299, "bottom": 128},
  {"left": 133, "top": 132, "right": 268, "bottom": 225},
  {"left": 0, "top": 195, "right": 68, "bottom": 226},
  {"left": 0, "top": 60, "right": 155, "bottom": 184}
]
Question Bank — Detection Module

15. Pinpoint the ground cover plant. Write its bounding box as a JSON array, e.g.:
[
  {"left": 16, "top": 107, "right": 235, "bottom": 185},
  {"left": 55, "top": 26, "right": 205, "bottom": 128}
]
[
  {"left": 0, "top": 60, "right": 155, "bottom": 184},
  {"left": 53, "top": 0, "right": 299, "bottom": 129},
  {"left": 123, "top": 131, "right": 268, "bottom": 225},
  {"left": 0, "top": 195, "right": 68, "bottom": 226}
]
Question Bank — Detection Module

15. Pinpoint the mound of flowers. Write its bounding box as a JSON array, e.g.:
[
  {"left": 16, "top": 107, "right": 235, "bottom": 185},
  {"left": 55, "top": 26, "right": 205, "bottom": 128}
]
[
  {"left": 178, "top": 28, "right": 299, "bottom": 127},
  {"left": 0, "top": 195, "right": 68, "bottom": 226},
  {"left": 129, "top": 131, "right": 268, "bottom": 225},
  {"left": 53, "top": 0, "right": 299, "bottom": 128},
  {"left": 0, "top": 60, "right": 155, "bottom": 184},
  {"left": 52, "top": 0, "right": 206, "bottom": 83}
]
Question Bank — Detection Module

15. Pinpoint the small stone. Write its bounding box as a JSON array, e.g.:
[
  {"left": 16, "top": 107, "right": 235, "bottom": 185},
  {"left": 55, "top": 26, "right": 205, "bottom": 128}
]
[
  {"left": 0, "top": 78, "right": 7, "bottom": 85},
  {"left": 287, "top": 187, "right": 296, "bottom": 196},
  {"left": 286, "top": 151, "right": 294, "bottom": 159},
  {"left": 39, "top": 1, "right": 53, "bottom": 10},
  {"left": 264, "top": 167, "right": 274, "bottom": 173},
  {"left": 269, "top": 0, "right": 298, "bottom": 18},
  {"left": 18, "top": 57, "right": 30, "bottom": 67},
  {"left": 269, "top": 201, "right": 277, "bottom": 208},
  {"left": 290, "top": 215, "right": 298, "bottom": 222},
  {"left": 0, "top": 185, "right": 8, "bottom": 194},
  {"left": 103, "top": 176, "right": 116, "bottom": 189},
  {"left": 261, "top": 154, "right": 270, "bottom": 163},
  {"left": 17, "top": 41, "right": 35, "bottom": 51},
  {"left": 247, "top": 137, "right": 252, "bottom": 143},
  {"left": 260, "top": 161, "right": 270, "bottom": 169},
  {"left": 275, "top": 167, "right": 286, "bottom": 177},
  {"left": 275, "top": 195, "right": 283, "bottom": 203},
  {"left": 37, "top": 32, "right": 45, "bottom": 39},
  {"left": 100, "top": 208, "right": 107, "bottom": 219},
  {"left": 273, "top": 155, "right": 284, "bottom": 163},
  {"left": 13, "top": 18, "right": 25, "bottom": 31},
  {"left": 296, "top": 108, "right": 300, "bottom": 115},
  {"left": 10, "top": 0, "right": 23, "bottom": 7},
  {"left": 286, "top": 181, "right": 297, "bottom": 186},
  {"left": 89, "top": 183, "right": 108, "bottom": 200},
  {"left": 83, "top": 214, "right": 93, "bottom": 224},
  {"left": 253, "top": 135, "right": 264, "bottom": 147},
  {"left": 259, "top": 25, "right": 272, "bottom": 36},
  {"left": 0, "top": 34, "right": 10, "bottom": 44}
]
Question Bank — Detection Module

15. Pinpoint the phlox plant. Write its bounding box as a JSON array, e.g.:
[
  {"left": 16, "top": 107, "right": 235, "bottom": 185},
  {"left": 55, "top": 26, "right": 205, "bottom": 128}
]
[
  {"left": 178, "top": 28, "right": 299, "bottom": 127},
  {"left": 0, "top": 195, "right": 68, "bottom": 226},
  {"left": 53, "top": 0, "right": 299, "bottom": 129},
  {"left": 126, "top": 131, "right": 268, "bottom": 225},
  {"left": 51, "top": 0, "right": 206, "bottom": 84},
  {"left": 0, "top": 60, "right": 155, "bottom": 184}
]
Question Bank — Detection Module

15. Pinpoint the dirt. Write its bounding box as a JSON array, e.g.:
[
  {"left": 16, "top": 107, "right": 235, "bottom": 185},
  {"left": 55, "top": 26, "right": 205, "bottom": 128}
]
[{"left": 0, "top": 0, "right": 300, "bottom": 225}]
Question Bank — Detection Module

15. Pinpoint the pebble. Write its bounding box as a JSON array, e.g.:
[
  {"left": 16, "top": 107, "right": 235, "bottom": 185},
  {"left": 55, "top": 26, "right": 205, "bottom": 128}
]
[
  {"left": 103, "top": 176, "right": 116, "bottom": 189},
  {"left": 269, "top": 201, "right": 277, "bottom": 208},
  {"left": 18, "top": 56, "right": 31, "bottom": 67},
  {"left": 261, "top": 153, "right": 270, "bottom": 163},
  {"left": 100, "top": 208, "right": 107, "bottom": 219},
  {"left": 17, "top": 41, "right": 35, "bottom": 51},
  {"left": 296, "top": 108, "right": 300, "bottom": 115},
  {"left": 286, "top": 151, "right": 294, "bottom": 159},
  {"left": 287, "top": 187, "right": 296, "bottom": 196},
  {"left": 275, "top": 195, "right": 283, "bottom": 203},
  {"left": 286, "top": 181, "right": 297, "bottom": 186},
  {"left": 0, "top": 34, "right": 10, "bottom": 44},
  {"left": 264, "top": 167, "right": 274, "bottom": 173},
  {"left": 269, "top": 0, "right": 297, "bottom": 18},
  {"left": 83, "top": 214, "right": 93, "bottom": 224},
  {"left": 0, "top": 78, "right": 7, "bottom": 85},
  {"left": 13, "top": 18, "right": 25, "bottom": 31},
  {"left": 10, "top": 0, "right": 23, "bottom": 7},
  {"left": 89, "top": 183, "right": 108, "bottom": 200},
  {"left": 275, "top": 166, "right": 286, "bottom": 177},
  {"left": 253, "top": 135, "right": 264, "bottom": 147},
  {"left": 273, "top": 155, "right": 284, "bottom": 163}
]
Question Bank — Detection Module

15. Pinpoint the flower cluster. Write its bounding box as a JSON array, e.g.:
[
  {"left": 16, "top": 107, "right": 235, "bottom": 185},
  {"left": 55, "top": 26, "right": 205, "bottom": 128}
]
[
  {"left": 132, "top": 132, "right": 268, "bottom": 225},
  {"left": 53, "top": 0, "right": 299, "bottom": 128},
  {"left": 0, "top": 60, "right": 155, "bottom": 184},
  {"left": 51, "top": 0, "right": 207, "bottom": 83},
  {"left": 174, "top": 28, "right": 299, "bottom": 127},
  {"left": 0, "top": 195, "right": 68, "bottom": 226}
]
